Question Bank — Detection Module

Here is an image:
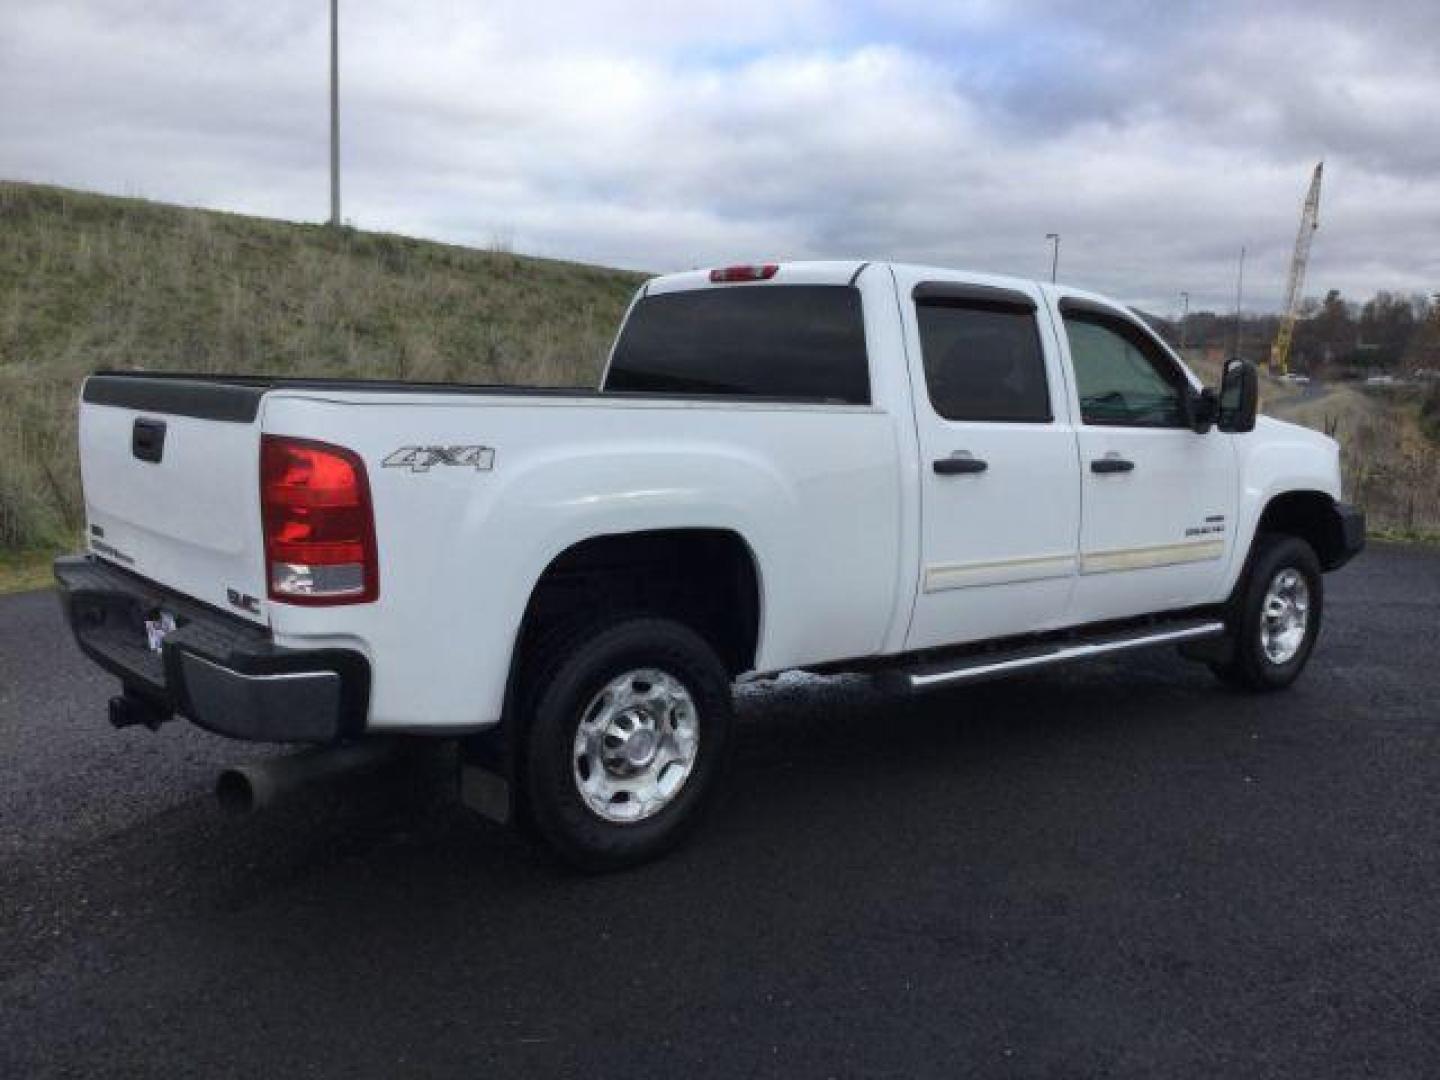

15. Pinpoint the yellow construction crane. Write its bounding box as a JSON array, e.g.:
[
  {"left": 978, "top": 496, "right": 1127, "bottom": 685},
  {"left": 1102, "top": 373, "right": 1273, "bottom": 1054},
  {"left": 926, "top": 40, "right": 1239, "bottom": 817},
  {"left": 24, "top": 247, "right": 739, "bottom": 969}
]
[{"left": 1270, "top": 161, "right": 1324, "bottom": 375}]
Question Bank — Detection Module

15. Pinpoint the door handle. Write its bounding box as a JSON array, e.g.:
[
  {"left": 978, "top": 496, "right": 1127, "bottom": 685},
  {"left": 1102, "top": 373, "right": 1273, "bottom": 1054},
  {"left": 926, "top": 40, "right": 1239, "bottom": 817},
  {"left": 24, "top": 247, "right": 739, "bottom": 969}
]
[
  {"left": 1090, "top": 457, "right": 1135, "bottom": 474},
  {"left": 934, "top": 456, "right": 988, "bottom": 475}
]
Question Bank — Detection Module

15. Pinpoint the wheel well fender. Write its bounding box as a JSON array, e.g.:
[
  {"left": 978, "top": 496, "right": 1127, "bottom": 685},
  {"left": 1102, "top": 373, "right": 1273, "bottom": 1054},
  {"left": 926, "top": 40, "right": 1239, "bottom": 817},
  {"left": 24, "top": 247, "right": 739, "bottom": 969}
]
[
  {"left": 508, "top": 527, "right": 762, "bottom": 701},
  {"left": 1251, "top": 490, "right": 1350, "bottom": 571}
]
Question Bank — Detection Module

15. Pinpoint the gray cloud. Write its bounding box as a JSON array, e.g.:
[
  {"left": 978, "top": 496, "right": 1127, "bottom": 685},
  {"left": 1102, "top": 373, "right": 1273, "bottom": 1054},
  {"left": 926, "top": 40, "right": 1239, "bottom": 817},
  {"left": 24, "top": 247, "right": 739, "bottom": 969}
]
[{"left": 2, "top": 0, "right": 1436, "bottom": 315}]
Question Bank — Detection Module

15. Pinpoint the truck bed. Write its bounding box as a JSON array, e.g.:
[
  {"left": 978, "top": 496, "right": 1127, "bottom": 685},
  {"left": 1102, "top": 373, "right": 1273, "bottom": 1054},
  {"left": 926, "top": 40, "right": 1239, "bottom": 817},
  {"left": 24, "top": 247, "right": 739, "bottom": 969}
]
[{"left": 75, "top": 365, "right": 902, "bottom": 730}]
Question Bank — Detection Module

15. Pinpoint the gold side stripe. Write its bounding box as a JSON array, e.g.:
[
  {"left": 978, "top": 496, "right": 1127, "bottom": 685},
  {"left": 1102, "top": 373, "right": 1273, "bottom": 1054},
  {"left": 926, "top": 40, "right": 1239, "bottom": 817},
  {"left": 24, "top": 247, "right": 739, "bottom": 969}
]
[
  {"left": 1080, "top": 539, "right": 1224, "bottom": 574},
  {"left": 924, "top": 553, "right": 1078, "bottom": 593},
  {"left": 926, "top": 540, "right": 1225, "bottom": 592},
  {"left": 925, "top": 540, "right": 1225, "bottom": 592}
]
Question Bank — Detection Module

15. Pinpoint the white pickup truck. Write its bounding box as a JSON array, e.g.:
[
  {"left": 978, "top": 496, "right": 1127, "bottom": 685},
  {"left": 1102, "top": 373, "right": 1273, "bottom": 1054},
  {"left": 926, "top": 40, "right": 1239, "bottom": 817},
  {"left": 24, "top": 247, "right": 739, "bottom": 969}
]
[{"left": 57, "top": 260, "right": 1364, "bottom": 869}]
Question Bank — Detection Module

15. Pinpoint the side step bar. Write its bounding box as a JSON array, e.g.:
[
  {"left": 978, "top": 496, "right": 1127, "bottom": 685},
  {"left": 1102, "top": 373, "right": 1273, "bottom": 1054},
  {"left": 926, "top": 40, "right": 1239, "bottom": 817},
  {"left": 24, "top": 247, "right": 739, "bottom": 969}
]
[{"left": 898, "top": 619, "right": 1226, "bottom": 691}]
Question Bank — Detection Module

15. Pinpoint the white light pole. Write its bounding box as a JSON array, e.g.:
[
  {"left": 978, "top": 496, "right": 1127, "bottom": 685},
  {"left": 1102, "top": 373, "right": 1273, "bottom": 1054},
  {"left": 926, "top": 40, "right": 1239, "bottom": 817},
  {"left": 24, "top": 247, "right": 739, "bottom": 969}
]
[
  {"left": 1179, "top": 291, "right": 1190, "bottom": 352},
  {"left": 329, "top": 0, "right": 340, "bottom": 228},
  {"left": 1045, "top": 233, "right": 1060, "bottom": 283}
]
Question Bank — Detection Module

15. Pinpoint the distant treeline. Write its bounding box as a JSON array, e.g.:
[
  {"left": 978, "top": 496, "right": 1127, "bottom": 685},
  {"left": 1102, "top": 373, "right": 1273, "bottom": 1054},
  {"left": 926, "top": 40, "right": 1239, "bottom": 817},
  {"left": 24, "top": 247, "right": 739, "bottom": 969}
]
[{"left": 1149, "top": 290, "right": 1440, "bottom": 374}]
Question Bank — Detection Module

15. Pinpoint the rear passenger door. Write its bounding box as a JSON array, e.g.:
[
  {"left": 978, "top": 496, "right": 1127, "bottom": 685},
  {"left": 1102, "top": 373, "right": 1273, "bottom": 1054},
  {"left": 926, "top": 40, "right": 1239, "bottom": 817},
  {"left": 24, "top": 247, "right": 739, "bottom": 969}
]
[{"left": 900, "top": 274, "right": 1082, "bottom": 651}]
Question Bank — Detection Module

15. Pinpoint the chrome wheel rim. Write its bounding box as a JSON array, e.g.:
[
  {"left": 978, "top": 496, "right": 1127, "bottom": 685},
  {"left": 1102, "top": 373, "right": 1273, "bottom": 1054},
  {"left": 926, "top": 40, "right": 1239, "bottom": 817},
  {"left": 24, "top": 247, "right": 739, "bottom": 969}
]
[
  {"left": 1260, "top": 568, "right": 1310, "bottom": 665},
  {"left": 572, "top": 668, "right": 700, "bottom": 823}
]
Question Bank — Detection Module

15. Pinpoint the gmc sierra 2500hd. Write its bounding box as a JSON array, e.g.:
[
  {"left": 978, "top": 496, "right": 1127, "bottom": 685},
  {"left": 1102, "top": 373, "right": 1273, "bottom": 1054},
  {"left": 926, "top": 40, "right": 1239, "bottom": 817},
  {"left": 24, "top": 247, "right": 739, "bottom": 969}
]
[{"left": 57, "top": 261, "right": 1364, "bottom": 869}]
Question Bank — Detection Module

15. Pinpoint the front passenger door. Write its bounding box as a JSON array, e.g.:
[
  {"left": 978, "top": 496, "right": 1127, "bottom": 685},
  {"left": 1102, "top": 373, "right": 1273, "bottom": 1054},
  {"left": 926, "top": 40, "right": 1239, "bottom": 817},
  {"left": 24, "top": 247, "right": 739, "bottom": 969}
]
[{"left": 1057, "top": 298, "right": 1238, "bottom": 623}]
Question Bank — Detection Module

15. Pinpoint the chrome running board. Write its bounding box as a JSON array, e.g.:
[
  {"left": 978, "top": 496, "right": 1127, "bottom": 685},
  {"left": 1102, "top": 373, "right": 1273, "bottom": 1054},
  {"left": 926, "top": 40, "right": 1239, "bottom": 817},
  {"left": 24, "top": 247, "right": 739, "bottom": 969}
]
[{"left": 901, "top": 619, "right": 1226, "bottom": 691}]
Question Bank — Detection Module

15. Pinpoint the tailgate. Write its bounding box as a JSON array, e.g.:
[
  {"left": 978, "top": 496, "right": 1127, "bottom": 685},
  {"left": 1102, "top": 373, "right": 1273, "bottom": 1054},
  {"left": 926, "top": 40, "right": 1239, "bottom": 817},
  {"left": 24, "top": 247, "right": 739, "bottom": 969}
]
[{"left": 79, "top": 375, "right": 269, "bottom": 623}]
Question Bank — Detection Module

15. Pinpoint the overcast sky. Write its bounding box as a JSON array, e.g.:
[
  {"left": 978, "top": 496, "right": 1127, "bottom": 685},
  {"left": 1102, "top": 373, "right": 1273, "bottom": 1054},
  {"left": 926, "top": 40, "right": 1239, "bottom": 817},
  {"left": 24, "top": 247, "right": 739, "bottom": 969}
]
[{"left": 4, "top": 0, "right": 1437, "bottom": 314}]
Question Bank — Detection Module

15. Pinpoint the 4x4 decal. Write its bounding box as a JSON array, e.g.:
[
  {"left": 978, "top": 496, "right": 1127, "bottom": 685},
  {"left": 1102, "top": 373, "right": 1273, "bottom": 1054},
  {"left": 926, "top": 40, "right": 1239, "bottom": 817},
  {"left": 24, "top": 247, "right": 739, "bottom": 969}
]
[{"left": 382, "top": 446, "right": 495, "bottom": 473}]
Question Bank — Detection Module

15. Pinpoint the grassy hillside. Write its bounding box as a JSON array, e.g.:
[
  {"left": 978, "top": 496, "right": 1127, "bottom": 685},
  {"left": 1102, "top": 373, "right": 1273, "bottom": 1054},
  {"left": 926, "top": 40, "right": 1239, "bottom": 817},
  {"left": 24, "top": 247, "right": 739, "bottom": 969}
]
[
  {"left": 1, "top": 182, "right": 1432, "bottom": 564},
  {"left": 0, "top": 182, "right": 643, "bottom": 551}
]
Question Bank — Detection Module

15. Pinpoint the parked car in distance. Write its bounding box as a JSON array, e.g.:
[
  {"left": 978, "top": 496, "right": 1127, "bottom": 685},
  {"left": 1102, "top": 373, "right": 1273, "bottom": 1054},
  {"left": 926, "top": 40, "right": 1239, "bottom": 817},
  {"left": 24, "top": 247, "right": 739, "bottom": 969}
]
[{"left": 56, "top": 260, "right": 1364, "bottom": 869}]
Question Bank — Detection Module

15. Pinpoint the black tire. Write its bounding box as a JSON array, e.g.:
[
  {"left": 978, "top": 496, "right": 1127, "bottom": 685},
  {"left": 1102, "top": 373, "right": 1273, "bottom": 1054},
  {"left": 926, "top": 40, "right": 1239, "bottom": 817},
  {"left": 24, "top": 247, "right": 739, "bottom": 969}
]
[
  {"left": 1210, "top": 533, "right": 1323, "bottom": 692},
  {"left": 521, "top": 617, "right": 734, "bottom": 872}
]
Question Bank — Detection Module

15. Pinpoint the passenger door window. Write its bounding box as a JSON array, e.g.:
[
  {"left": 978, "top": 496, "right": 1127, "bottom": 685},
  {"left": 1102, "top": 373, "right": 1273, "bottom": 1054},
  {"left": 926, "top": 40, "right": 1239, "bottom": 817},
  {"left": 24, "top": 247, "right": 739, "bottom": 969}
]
[
  {"left": 917, "top": 300, "right": 1051, "bottom": 423},
  {"left": 1063, "top": 314, "right": 1187, "bottom": 427}
]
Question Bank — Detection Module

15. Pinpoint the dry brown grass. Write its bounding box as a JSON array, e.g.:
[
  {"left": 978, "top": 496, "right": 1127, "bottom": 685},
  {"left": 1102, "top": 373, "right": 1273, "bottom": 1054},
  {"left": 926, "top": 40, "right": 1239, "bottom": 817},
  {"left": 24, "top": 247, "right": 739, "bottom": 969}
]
[
  {"left": 1272, "top": 384, "right": 1440, "bottom": 533},
  {"left": 0, "top": 182, "right": 643, "bottom": 551},
  {"left": 1182, "top": 350, "right": 1439, "bottom": 533},
  {"left": 0, "top": 547, "right": 56, "bottom": 594}
]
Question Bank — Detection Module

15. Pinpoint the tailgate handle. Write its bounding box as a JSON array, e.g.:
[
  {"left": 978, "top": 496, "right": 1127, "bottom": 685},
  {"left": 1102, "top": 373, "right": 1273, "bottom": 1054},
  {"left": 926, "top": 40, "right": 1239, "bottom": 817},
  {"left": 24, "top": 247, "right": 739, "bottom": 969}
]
[{"left": 132, "top": 418, "right": 167, "bottom": 463}]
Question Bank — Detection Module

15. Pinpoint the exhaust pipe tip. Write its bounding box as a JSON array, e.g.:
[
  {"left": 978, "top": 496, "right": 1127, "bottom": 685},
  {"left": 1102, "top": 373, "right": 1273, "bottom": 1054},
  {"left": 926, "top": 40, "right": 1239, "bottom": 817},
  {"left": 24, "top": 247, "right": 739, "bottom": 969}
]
[{"left": 214, "top": 741, "right": 402, "bottom": 815}]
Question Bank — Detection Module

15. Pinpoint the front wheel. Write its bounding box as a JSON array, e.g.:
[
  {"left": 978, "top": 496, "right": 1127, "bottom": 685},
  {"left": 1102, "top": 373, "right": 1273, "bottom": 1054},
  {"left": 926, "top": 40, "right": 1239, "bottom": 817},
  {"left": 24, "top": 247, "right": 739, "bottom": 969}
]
[
  {"left": 1210, "top": 534, "right": 1324, "bottom": 692},
  {"left": 522, "top": 617, "right": 734, "bottom": 871}
]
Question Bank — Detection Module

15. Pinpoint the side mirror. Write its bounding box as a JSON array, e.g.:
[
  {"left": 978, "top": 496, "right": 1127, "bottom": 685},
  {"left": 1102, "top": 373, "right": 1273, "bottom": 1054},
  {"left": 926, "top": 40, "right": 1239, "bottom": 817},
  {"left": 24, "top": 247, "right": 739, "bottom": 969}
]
[{"left": 1216, "top": 358, "right": 1259, "bottom": 433}]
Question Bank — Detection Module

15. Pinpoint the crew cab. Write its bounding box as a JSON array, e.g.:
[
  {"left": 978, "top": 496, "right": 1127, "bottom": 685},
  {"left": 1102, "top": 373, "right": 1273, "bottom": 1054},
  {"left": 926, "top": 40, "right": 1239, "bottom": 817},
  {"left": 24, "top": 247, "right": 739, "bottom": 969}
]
[{"left": 56, "top": 261, "right": 1364, "bottom": 869}]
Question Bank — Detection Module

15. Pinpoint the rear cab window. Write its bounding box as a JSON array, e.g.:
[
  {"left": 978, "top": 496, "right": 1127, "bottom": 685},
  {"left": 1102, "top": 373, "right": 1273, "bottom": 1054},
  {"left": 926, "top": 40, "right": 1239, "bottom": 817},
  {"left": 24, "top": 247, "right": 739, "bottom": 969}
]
[{"left": 605, "top": 285, "right": 870, "bottom": 404}]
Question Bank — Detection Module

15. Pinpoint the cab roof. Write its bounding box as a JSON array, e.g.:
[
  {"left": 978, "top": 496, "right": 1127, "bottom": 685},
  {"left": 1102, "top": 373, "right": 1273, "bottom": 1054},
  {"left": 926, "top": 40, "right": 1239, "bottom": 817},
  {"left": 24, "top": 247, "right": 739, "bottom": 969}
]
[{"left": 644, "top": 260, "right": 1050, "bottom": 297}]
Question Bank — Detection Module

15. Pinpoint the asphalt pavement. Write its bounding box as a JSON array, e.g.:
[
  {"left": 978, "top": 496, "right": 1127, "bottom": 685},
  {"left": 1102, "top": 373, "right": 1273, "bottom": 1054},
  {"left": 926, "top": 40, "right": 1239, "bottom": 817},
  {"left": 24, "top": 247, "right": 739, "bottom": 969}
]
[{"left": 2, "top": 544, "right": 1438, "bottom": 1078}]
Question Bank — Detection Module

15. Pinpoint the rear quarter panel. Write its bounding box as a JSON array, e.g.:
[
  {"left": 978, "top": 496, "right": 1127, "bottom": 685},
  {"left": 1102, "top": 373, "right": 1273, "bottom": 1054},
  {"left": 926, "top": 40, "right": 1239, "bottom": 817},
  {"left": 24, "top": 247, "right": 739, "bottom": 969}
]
[{"left": 260, "top": 392, "right": 904, "bottom": 731}]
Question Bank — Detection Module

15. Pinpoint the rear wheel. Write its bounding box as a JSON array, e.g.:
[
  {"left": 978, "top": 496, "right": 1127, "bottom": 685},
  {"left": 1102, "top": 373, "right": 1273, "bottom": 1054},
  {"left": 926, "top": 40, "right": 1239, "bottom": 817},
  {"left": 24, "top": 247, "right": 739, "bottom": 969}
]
[
  {"left": 521, "top": 617, "right": 734, "bottom": 871},
  {"left": 1210, "top": 533, "right": 1323, "bottom": 691}
]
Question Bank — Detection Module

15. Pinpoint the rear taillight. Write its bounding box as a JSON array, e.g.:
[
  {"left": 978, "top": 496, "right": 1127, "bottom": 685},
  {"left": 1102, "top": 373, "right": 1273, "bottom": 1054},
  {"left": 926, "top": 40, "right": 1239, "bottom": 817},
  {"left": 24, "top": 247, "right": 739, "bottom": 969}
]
[
  {"left": 709, "top": 264, "right": 778, "bottom": 283},
  {"left": 260, "top": 436, "right": 378, "bottom": 605}
]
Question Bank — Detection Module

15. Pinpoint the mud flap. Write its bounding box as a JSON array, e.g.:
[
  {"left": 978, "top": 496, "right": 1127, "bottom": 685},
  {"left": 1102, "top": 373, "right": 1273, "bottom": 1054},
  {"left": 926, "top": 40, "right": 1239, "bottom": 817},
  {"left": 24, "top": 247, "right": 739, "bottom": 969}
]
[{"left": 460, "top": 762, "right": 513, "bottom": 825}]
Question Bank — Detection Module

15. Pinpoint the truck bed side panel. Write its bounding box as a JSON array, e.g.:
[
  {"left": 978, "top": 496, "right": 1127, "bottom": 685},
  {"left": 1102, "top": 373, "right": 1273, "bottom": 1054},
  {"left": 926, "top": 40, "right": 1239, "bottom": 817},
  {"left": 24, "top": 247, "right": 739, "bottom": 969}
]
[{"left": 260, "top": 392, "right": 904, "bottom": 732}]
